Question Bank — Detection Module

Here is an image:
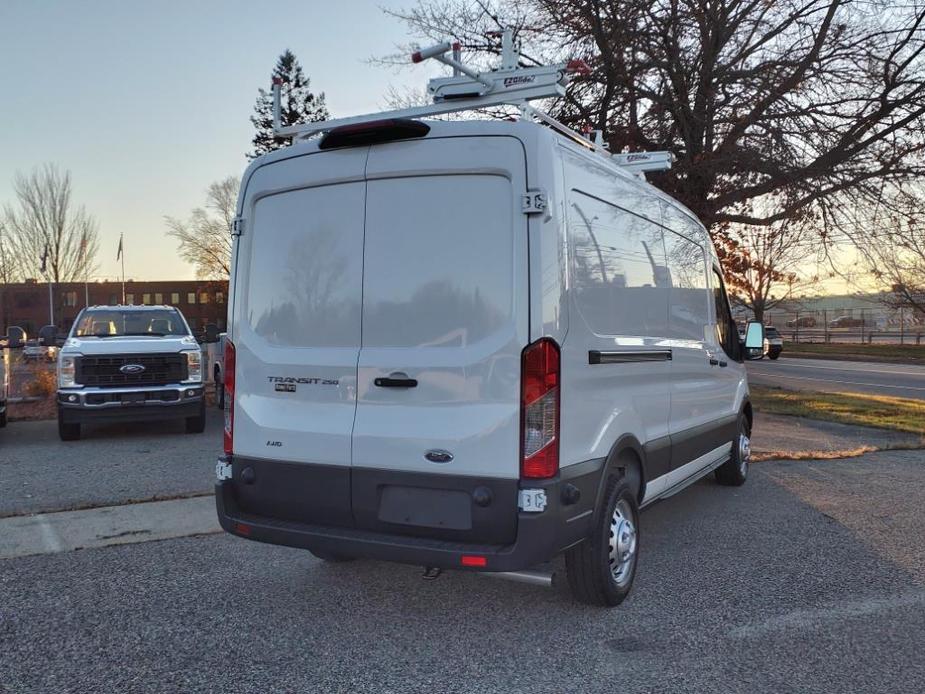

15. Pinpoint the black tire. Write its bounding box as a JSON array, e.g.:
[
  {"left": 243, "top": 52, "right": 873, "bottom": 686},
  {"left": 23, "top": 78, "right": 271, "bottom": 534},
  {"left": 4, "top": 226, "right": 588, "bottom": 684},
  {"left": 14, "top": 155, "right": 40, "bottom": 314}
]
[
  {"left": 715, "top": 412, "right": 751, "bottom": 486},
  {"left": 58, "top": 411, "right": 81, "bottom": 441},
  {"left": 769, "top": 352, "right": 780, "bottom": 360},
  {"left": 565, "top": 474, "right": 639, "bottom": 607},
  {"left": 309, "top": 549, "right": 355, "bottom": 563},
  {"left": 185, "top": 401, "right": 206, "bottom": 434},
  {"left": 0, "top": 408, "right": 7, "bottom": 428}
]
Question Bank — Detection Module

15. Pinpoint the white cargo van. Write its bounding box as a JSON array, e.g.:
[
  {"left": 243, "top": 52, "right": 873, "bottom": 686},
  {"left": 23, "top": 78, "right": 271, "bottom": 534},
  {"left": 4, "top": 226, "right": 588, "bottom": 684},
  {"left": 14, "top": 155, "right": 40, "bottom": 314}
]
[{"left": 216, "top": 38, "right": 764, "bottom": 606}]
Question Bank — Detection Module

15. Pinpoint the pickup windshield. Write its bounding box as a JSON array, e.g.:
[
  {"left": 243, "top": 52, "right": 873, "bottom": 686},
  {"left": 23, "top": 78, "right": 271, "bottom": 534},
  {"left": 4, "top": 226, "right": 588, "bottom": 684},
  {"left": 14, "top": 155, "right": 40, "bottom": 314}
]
[{"left": 71, "top": 309, "right": 190, "bottom": 338}]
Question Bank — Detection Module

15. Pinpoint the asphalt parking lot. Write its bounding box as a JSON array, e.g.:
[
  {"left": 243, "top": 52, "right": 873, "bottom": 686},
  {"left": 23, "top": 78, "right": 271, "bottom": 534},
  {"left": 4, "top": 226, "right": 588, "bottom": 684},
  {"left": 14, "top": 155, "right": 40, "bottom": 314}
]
[
  {"left": 1, "top": 416, "right": 924, "bottom": 693},
  {"left": 0, "top": 409, "right": 222, "bottom": 517}
]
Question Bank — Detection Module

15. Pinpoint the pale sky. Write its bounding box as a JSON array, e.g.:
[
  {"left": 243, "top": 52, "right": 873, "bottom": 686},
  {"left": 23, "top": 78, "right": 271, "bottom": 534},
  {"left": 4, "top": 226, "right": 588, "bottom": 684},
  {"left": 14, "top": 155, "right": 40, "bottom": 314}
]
[
  {"left": 0, "top": 2, "right": 866, "bottom": 295},
  {"left": 0, "top": 0, "right": 435, "bottom": 281}
]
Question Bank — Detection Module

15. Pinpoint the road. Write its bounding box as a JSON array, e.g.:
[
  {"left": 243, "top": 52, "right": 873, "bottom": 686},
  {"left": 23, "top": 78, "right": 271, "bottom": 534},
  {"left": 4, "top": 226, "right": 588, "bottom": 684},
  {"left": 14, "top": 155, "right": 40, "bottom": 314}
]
[
  {"left": 746, "top": 356, "right": 925, "bottom": 399},
  {"left": 2, "top": 451, "right": 925, "bottom": 693}
]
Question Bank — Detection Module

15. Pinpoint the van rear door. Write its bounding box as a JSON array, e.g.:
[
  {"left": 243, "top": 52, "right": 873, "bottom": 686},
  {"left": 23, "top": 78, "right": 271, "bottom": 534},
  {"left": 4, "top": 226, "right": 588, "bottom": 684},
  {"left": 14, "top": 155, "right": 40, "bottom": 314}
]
[
  {"left": 351, "top": 137, "right": 529, "bottom": 543},
  {"left": 230, "top": 149, "right": 367, "bottom": 526}
]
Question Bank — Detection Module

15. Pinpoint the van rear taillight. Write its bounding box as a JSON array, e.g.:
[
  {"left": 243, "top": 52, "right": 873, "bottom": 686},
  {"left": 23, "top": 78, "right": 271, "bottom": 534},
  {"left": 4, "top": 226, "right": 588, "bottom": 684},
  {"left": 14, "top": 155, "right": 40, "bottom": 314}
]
[
  {"left": 223, "top": 339, "right": 236, "bottom": 455},
  {"left": 520, "top": 338, "right": 560, "bottom": 479}
]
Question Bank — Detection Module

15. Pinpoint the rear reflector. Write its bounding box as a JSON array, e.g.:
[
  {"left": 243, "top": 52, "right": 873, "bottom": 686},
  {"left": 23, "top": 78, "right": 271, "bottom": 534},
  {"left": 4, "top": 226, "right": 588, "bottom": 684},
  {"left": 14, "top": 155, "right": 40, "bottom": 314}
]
[
  {"left": 319, "top": 119, "right": 430, "bottom": 150},
  {"left": 520, "top": 338, "right": 560, "bottom": 479},
  {"left": 223, "top": 339, "right": 236, "bottom": 455},
  {"left": 461, "top": 555, "right": 487, "bottom": 567},
  {"left": 235, "top": 522, "right": 251, "bottom": 536}
]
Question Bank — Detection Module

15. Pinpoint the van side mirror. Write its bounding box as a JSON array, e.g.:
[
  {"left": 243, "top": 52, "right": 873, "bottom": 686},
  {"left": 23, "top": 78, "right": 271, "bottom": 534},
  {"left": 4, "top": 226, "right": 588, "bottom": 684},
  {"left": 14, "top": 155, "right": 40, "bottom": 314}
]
[{"left": 743, "top": 321, "right": 765, "bottom": 359}]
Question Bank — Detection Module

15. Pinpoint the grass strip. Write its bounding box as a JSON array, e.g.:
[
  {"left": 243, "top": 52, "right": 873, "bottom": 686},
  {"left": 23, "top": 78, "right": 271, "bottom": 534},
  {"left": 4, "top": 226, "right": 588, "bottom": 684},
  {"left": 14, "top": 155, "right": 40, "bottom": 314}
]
[
  {"left": 784, "top": 342, "right": 925, "bottom": 364},
  {"left": 751, "top": 385, "right": 925, "bottom": 436}
]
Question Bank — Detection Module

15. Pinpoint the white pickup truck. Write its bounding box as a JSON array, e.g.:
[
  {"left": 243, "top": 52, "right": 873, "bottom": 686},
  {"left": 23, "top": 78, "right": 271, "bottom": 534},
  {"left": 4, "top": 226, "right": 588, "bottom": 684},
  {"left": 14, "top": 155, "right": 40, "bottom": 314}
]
[{"left": 56, "top": 305, "right": 206, "bottom": 440}]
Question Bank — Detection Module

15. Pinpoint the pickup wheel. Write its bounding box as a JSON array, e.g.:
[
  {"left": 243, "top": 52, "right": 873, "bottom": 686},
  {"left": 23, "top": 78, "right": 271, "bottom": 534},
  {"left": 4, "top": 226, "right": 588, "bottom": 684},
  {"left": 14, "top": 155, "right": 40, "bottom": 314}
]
[
  {"left": 185, "top": 401, "right": 206, "bottom": 434},
  {"left": 57, "top": 410, "right": 80, "bottom": 441},
  {"left": 715, "top": 412, "right": 750, "bottom": 486},
  {"left": 564, "top": 474, "right": 639, "bottom": 607}
]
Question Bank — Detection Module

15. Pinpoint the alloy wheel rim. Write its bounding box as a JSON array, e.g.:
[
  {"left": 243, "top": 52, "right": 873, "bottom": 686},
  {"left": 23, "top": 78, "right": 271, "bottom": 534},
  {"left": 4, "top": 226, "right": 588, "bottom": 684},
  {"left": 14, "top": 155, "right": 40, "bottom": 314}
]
[
  {"left": 738, "top": 431, "right": 751, "bottom": 475},
  {"left": 608, "top": 499, "right": 637, "bottom": 586}
]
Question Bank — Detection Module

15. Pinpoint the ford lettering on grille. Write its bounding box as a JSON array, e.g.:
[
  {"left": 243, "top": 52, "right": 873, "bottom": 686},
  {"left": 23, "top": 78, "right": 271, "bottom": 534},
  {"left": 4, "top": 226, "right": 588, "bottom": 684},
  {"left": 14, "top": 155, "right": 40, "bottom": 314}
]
[{"left": 119, "top": 364, "right": 146, "bottom": 375}]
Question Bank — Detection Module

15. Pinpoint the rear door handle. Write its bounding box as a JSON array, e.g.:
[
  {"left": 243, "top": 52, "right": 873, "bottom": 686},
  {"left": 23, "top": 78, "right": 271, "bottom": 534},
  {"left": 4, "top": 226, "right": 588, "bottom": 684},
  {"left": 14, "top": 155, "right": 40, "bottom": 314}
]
[{"left": 374, "top": 376, "right": 418, "bottom": 388}]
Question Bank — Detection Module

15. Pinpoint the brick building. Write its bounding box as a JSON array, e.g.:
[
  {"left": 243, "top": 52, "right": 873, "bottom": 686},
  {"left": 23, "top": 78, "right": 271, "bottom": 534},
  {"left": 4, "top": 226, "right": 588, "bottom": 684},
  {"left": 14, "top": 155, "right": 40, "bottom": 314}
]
[{"left": 0, "top": 279, "right": 229, "bottom": 337}]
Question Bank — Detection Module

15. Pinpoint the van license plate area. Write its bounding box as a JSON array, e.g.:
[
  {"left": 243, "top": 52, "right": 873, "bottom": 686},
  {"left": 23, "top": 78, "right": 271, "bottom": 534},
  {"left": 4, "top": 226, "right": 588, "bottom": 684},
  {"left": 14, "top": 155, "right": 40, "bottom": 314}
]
[
  {"left": 378, "top": 486, "right": 472, "bottom": 531},
  {"left": 519, "top": 489, "right": 547, "bottom": 513}
]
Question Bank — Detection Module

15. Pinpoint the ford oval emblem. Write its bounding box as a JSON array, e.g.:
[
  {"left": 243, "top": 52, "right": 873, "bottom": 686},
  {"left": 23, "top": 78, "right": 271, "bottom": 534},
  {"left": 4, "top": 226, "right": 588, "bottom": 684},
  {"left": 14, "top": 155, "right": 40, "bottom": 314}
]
[
  {"left": 120, "top": 363, "right": 146, "bottom": 375},
  {"left": 424, "top": 449, "right": 454, "bottom": 464}
]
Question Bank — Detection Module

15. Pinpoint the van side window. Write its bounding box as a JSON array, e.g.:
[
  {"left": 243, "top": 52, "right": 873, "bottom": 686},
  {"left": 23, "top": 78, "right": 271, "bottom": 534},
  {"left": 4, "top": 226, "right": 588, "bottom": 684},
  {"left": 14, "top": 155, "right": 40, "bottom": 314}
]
[
  {"left": 711, "top": 267, "right": 740, "bottom": 360},
  {"left": 568, "top": 191, "right": 668, "bottom": 337},
  {"left": 662, "top": 230, "right": 710, "bottom": 341}
]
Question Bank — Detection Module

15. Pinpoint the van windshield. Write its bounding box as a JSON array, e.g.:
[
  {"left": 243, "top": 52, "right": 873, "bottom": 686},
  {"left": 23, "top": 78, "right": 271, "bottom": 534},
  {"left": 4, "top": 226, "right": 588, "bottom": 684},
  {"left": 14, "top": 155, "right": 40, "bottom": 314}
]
[{"left": 72, "top": 309, "right": 190, "bottom": 337}]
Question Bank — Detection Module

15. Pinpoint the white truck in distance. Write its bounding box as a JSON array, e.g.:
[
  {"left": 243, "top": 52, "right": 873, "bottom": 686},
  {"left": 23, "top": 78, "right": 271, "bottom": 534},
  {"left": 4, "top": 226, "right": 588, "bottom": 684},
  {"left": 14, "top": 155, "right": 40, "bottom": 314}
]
[{"left": 56, "top": 306, "right": 206, "bottom": 441}]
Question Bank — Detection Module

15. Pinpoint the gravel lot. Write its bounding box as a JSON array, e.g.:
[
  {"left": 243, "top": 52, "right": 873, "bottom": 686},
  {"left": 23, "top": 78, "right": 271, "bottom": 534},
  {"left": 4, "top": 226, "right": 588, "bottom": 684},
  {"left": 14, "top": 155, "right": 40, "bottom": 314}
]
[
  {"left": 2, "top": 454, "right": 925, "bottom": 694},
  {"left": 0, "top": 409, "right": 222, "bottom": 517}
]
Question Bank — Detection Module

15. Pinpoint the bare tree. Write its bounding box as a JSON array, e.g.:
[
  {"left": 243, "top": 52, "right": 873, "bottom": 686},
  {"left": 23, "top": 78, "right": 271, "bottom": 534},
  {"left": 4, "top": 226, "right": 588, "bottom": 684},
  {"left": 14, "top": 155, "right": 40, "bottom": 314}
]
[
  {"left": 166, "top": 176, "right": 239, "bottom": 279},
  {"left": 385, "top": 1, "right": 925, "bottom": 263},
  {"left": 3, "top": 164, "right": 99, "bottom": 283},
  {"left": 724, "top": 218, "right": 818, "bottom": 323},
  {"left": 0, "top": 221, "right": 22, "bottom": 284},
  {"left": 850, "top": 193, "right": 925, "bottom": 316}
]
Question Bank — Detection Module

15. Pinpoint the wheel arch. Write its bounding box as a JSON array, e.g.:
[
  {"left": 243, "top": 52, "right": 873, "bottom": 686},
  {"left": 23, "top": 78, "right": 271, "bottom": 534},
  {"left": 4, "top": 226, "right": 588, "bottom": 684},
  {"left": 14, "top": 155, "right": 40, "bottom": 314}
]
[
  {"left": 742, "top": 398, "right": 753, "bottom": 432},
  {"left": 596, "top": 434, "right": 647, "bottom": 509}
]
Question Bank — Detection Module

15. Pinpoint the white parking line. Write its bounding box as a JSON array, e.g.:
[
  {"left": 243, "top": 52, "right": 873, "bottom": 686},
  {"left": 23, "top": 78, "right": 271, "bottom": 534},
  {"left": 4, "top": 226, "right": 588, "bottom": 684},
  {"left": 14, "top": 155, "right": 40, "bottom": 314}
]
[
  {"left": 748, "top": 371, "right": 925, "bottom": 392},
  {"left": 35, "top": 514, "right": 63, "bottom": 553}
]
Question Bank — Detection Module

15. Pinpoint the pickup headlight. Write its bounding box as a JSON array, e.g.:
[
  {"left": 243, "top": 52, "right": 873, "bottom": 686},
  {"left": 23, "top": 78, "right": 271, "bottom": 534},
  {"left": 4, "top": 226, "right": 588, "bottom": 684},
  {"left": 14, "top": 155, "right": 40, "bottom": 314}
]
[
  {"left": 59, "top": 356, "right": 76, "bottom": 387},
  {"left": 184, "top": 349, "right": 203, "bottom": 383}
]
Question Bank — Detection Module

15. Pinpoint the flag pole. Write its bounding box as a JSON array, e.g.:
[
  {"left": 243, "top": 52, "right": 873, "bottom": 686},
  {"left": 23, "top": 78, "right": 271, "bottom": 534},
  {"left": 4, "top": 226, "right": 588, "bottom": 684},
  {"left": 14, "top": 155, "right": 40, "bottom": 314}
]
[{"left": 119, "top": 233, "right": 125, "bottom": 304}]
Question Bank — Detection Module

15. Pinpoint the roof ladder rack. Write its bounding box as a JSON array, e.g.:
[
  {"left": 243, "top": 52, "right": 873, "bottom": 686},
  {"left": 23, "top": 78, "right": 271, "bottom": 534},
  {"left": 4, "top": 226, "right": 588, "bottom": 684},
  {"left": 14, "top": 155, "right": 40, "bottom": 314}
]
[{"left": 271, "top": 28, "right": 673, "bottom": 178}]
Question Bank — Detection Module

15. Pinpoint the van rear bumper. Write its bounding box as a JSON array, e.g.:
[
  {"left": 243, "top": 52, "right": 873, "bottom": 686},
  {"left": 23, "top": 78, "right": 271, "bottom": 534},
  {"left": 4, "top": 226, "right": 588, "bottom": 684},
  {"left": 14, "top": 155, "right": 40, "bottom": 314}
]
[{"left": 214, "top": 457, "right": 606, "bottom": 572}]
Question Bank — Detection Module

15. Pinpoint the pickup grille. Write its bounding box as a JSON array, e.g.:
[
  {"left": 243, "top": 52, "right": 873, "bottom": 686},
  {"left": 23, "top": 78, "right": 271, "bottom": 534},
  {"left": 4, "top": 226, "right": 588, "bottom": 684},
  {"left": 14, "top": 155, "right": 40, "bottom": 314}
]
[{"left": 75, "top": 353, "right": 188, "bottom": 387}]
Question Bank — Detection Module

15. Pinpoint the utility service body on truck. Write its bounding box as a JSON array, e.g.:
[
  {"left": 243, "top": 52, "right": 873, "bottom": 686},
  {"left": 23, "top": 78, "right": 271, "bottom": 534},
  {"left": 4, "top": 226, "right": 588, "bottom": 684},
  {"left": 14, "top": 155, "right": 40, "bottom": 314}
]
[{"left": 216, "top": 34, "right": 765, "bottom": 606}]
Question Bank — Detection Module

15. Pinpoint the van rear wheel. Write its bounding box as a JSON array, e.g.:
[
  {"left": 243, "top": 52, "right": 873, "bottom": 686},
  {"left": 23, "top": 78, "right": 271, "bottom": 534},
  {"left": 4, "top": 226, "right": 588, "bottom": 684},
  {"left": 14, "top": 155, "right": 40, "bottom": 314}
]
[
  {"left": 309, "top": 549, "right": 355, "bottom": 563},
  {"left": 564, "top": 474, "right": 639, "bottom": 607},
  {"left": 715, "top": 412, "right": 750, "bottom": 486}
]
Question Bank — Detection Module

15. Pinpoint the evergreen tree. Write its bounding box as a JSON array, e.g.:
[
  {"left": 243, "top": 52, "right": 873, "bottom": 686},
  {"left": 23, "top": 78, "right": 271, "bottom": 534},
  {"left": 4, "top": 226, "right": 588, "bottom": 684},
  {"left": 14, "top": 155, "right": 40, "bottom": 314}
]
[{"left": 249, "top": 50, "right": 329, "bottom": 160}]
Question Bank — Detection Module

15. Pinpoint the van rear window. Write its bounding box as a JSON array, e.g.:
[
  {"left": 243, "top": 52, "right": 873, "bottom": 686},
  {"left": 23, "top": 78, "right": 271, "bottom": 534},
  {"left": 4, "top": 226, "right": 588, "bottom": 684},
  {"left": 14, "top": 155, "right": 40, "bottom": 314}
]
[
  {"left": 362, "top": 175, "right": 514, "bottom": 348},
  {"left": 245, "top": 183, "right": 365, "bottom": 348}
]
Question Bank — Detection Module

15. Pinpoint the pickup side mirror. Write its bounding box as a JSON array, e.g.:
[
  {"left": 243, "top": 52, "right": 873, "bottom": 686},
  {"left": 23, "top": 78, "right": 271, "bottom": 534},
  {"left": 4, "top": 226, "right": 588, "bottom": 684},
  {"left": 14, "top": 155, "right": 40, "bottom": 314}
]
[
  {"left": 743, "top": 321, "right": 765, "bottom": 360},
  {"left": 203, "top": 323, "right": 220, "bottom": 344}
]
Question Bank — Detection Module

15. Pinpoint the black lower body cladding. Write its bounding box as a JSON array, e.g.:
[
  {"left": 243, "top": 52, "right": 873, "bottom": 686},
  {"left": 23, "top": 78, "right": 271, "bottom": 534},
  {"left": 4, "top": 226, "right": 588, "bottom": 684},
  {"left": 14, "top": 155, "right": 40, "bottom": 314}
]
[{"left": 216, "top": 456, "right": 606, "bottom": 572}]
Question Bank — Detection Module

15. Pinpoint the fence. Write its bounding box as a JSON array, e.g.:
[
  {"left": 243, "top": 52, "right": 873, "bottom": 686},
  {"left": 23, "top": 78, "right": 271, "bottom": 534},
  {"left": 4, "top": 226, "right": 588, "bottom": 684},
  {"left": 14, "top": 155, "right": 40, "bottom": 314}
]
[{"left": 754, "top": 306, "right": 925, "bottom": 345}]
